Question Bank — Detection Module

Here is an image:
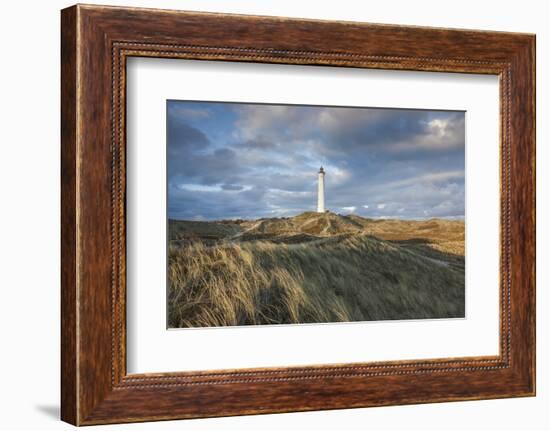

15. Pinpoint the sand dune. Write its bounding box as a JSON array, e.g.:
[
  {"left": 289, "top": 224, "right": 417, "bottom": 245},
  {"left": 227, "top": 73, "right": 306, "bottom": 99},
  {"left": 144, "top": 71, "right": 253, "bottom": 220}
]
[{"left": 168, "top": 212, "right": 465, "bottom": 328}]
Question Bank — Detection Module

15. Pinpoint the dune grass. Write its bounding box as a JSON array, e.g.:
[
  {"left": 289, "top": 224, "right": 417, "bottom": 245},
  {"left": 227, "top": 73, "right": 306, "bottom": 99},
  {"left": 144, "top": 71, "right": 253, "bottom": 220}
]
[{"left": 168, "top": 232, "right": 465, "bottom": 328}]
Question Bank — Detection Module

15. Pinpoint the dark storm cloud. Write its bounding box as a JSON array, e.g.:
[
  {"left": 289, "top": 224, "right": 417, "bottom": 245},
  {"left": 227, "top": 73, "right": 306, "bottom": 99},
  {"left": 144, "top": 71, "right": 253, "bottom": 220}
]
[{"left": 167, "top": 101, "right": 465, "bottom": 221}]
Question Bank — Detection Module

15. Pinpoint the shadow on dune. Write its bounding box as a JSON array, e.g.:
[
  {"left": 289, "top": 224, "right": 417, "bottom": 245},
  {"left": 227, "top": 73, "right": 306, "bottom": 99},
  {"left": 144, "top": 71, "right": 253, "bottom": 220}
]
[{"left": 167, "top": 221, "right": 466, "bottom": 328}]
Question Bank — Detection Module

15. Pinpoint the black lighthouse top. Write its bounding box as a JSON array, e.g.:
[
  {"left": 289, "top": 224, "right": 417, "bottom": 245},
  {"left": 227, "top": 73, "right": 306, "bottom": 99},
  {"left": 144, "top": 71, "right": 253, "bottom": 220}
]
[{"left": 319, "top": 166, "right": 325, "bottom": 174}]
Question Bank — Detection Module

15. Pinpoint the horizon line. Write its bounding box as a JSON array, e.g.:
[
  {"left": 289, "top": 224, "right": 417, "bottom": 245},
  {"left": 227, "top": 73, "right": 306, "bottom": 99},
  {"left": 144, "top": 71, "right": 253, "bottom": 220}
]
[{"left": 168, "top": 211, "right": 466, "bottom": 223}]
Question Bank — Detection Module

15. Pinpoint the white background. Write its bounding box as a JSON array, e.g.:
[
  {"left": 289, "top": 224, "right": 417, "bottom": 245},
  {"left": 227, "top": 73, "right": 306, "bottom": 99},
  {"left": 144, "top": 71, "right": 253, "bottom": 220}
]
[
  {"left": 127, "top": 59, "right": 500, "bottom": 373},
  {"left": 0, "top": 0, "right": 547, "bottom": 430}
]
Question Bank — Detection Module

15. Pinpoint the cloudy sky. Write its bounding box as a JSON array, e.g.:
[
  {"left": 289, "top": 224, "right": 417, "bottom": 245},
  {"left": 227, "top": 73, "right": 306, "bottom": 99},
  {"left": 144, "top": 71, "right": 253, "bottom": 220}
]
[{"left": 167, "top": 100, "right": 465, "bottom": 221}]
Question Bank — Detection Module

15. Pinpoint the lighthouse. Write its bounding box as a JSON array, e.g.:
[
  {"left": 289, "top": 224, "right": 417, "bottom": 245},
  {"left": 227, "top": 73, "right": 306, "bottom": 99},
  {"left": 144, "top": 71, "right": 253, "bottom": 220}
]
[{"left": 317, "top": 166, "right": 326, "bottom": 213}]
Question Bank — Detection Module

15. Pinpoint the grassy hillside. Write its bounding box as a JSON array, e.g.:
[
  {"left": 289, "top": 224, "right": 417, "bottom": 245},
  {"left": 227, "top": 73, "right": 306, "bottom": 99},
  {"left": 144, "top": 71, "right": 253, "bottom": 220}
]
[{"left": 168, "top": 212, "right": 465, "bottom": 328}]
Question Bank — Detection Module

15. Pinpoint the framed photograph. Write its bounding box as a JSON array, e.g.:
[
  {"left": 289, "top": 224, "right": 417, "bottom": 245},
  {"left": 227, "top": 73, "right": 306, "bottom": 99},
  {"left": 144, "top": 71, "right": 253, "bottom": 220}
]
[
  {"left": 164, "top": 101, "right": 467, "bottom": 329},
  {"left": 61, "top": 4, "right": 535, "bottom": 425}
]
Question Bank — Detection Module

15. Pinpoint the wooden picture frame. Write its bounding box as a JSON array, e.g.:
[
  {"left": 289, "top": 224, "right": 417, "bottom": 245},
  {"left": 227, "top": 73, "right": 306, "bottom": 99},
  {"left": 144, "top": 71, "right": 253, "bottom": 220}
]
[{"left": 61, "top": 4, "right": 535, "bottom": 425}]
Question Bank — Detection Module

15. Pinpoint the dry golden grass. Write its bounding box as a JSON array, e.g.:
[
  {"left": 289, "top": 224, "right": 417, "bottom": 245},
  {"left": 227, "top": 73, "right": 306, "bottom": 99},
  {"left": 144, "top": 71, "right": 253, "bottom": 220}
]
[{"left": 168, "top": 213, "right": 465, "bottom": 328}]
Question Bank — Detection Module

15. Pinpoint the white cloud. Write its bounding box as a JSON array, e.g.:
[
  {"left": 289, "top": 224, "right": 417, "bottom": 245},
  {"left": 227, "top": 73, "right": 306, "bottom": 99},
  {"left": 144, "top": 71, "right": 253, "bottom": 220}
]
[
  {"left": 363, "top": 205, "right": 369, "bottom": 209},
  {"left": 377, "top": 203, "right": 386, "bottom": 209},
  {"left": 389, "top": 115, "right": 465, "bottom": 151},
  {"left": 341, "top": 206, "right": 357, "bottom": 213},
  {"left": 178, "top": 183, "right": 221, "bottom": 192},
  {"left": 234, "top": 105, "right": 298, "bottom": 140},
  {"left": 319, "top": 164, "right": 351, "bottom": 186}
]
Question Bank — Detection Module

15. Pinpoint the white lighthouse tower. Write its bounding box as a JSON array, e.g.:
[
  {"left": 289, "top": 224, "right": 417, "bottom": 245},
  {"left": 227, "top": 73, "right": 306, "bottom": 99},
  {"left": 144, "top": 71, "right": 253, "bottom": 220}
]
[{"left": 317, "top": 166, "right": 326, "bottom": 213}]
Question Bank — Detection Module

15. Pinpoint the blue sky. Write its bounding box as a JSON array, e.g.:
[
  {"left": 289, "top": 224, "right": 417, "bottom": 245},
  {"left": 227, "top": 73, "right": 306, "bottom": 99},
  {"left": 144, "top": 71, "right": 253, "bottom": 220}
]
[{"left": 167, "top": 100, "right": 465, "bottom": 221}]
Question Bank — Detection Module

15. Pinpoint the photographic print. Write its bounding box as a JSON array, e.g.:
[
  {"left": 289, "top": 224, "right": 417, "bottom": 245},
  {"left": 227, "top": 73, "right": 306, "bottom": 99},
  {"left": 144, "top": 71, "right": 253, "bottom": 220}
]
[{"left": 167, "top": 101, "right": 465, "bottom": 328}]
